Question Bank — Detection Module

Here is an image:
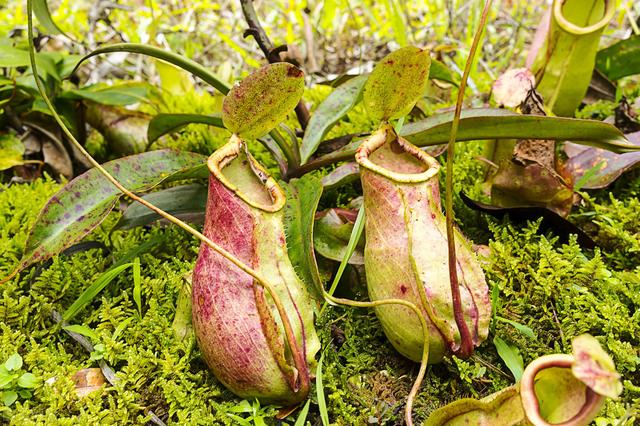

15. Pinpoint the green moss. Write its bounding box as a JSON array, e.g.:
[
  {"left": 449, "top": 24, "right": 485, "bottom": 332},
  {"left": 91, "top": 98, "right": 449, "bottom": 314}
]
[
  {"left": 2, "top": 83, "right": 640, "bottom": 424},
  {"left": 573, "top": 184, "right": 640, "bottom": 270},
  {"left": 575, "top": 100, "right": 617, "bottom": 121}
]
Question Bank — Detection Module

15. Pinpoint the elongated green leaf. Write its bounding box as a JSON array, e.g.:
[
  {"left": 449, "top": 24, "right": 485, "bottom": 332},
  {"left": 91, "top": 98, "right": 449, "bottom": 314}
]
[
  {"left": 313, "top": 208, "right": 364, "bottom": 265},
  {"left": 283, "top": 176, "right": 324, "bottom": 301},
  {"left": 114, "top": 184, "right": 208, "bottom": 230},
  {"left": 64, "top": 83, "right": 153, "bottom": 106},
  {"left": 0, "top": 45, "right": 33, "bottom": 68},
  {"left": 133, "top": 257, "right": 141, "bottom": 316},
  {"left": 301, "top": 75, "right": 367, "bottom": 164},
  {"left": 294, "top": 399, "right": 311, "bottom": 426},
  {"left": 33, "top": 0, "right": 69, "bottom": 38},
  {"left": 222, "top": 63, "right": 305, "bottom": 140},
  {"left": 302, "top": 108, "right": 637, "bottom": 170},
  {"left": 62, "top": 324, "right": 100, "bottom": 342},
  {"left": 323, "top": 208, "right": 365, "bottom": 303},
  {"left": 147, "top": 113, "right": 225, "bottom": 144},
  {"left": 316, "top": 351, "right": 329, "bottom": 426},
  {"left": 493, "top": 336, "right": 524, "bottom": 381},
  {"left": 384, "top": 0, "right": 407, "bottom": 47},
  {"left": 363, "top": 46, "right": 431, "bottom": 122},
  {"left": 401, "top": 109, "right": 633, "bottom": 151},
  {"left": 495, "top": 316, "right": 535, "bottom": 339},
  {"left": 429, "top": 59, "right": 459, "bottom": 86},
  {"left": 4, "top": 150, "right": 207, "bottom": 280},
  {"left": 111, "top": 235, "right": 165, "bottom": 269},
  {"left": 72, "top": 44, "right": 230, "bottom": 95},
  {"left": 0, "top": 45, "right": 60, "bottom": 80},
  {"left": 63, "top": 263, "right": 133, "bottom": 321},
  {"left": 596, "top": 35, "right": 640, "bottom": 80}
]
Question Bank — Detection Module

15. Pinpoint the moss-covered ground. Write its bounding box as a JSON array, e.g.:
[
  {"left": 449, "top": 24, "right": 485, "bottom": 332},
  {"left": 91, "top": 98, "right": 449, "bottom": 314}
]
[{"left": 1, "top": 85, "right": 639, "bottom": 425}]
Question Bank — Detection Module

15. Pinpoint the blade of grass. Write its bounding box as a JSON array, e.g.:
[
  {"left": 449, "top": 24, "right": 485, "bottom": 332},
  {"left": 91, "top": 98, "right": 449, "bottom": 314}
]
[
  {"left": 496, "top": 316, "right": 535, "bottom": 339},
  {"left": 62, "top": 324, "right": 99, "bottom": 342},
  {"left": 294, "top": 399, "right": 311, "bottom": 426},
  {"left": 133, "top": 257, "right": 142, "bottom": 316},
  {"left": 62, "top": 263, "right": 133, "bottom": 321},
  {"left": 490, "top": 283, "right": 499, "bottom": 334},
  {"left": 320, "top": 207, "right": 365, "bottom": 314},
  {"left": 111, "top": 235, "right": 163, "bottom": 268},
  {"left": 316, "top": 350, "right": 329, "bottom": 426}
]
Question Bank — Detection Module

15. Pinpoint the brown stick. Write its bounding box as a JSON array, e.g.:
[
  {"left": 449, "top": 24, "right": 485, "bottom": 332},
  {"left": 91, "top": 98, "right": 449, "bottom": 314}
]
[{"left": 240, "top": 0, "right": 311, "bottom": 130}]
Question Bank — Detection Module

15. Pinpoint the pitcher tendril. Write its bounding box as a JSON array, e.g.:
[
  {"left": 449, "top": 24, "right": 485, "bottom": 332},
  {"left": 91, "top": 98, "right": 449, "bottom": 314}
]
[{"left": 444, "top": 0, "right": 493, "bottom": 358}]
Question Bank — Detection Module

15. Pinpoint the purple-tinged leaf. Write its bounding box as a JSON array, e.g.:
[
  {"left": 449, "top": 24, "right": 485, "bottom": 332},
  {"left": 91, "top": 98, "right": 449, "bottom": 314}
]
[
  {"left": 571, "top": 334, "right": 622, "bottom": 399},
  {"left": 563, "top": 131, "right": 640, "bottom": 189},
  {"left": 4, "top": 150, "right": 206, "bottom": 281}
]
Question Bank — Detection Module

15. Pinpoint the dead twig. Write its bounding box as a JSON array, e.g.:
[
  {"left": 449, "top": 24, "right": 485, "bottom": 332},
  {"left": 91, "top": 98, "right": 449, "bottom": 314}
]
[{"left": 240, "top": 0, "right": 311, "bottom": 130}]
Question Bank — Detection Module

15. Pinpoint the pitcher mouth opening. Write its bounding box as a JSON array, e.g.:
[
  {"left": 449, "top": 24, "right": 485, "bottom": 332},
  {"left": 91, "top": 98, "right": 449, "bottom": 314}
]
[
  {"left": 553, "top": 0, "right": 614, "bottom": 35},
  {"left": 355, "top": 124, "right": 440, "bottom": 183},
  {"left": 520, "top": 354, "right": 604, "bottom": 426},
  {"left": 207, "top": 134, "right": 286, "bottom": 212}
]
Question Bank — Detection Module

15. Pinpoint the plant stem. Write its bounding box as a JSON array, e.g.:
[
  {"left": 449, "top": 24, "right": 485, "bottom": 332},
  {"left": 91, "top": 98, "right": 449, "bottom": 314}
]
[
  {"left": 444, "top": 0, "right": 493, "bottom": 358},
  {"left": 26, "top": 0, "right": 309, "bottom": 400},
  {"left": 270, "top": 127, "right": 300, "bottom": 171},
  {"left": 240, "top": 0, "right": 311, "bottom": 131}
]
